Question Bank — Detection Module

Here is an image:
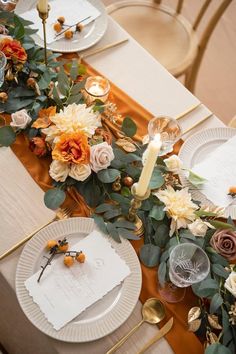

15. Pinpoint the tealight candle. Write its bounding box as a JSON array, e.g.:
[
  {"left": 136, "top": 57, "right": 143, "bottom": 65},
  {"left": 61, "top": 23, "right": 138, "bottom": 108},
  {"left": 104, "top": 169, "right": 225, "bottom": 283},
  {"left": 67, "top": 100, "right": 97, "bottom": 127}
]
[
  {"left": 136, "top": 134, "right": 162, "bottom": 197},
  {"left": 37, "top": 0, "right": 48, "bottom": 13},
  {"left": 84, "top": 76, "right": 110, "bottom": 104}
]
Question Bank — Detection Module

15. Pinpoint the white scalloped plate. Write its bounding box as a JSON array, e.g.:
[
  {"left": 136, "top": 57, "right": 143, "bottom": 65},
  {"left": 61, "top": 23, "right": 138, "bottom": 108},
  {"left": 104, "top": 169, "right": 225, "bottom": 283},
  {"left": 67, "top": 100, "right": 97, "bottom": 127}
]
[
  {"left": 15, "top": 217, "right": 141, "bottom": 342},
  {"left": 178, "top": 127, "right": 236, "bottom": 219}
]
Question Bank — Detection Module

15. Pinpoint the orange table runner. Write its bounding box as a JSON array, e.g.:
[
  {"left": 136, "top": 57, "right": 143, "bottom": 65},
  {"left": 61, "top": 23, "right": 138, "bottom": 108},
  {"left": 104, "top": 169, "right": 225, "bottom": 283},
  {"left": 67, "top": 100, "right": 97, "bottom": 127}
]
[{"left": 10, "top": 62, "right": 203, "bottom": 354}]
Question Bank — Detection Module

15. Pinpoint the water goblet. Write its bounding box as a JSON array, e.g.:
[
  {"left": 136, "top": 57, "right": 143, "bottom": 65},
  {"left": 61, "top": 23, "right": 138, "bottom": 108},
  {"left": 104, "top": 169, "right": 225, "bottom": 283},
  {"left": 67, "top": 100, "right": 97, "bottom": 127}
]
[
  {"left": 0, "top": 51, "right": 7, "bottom": 88},
  {"left": 148, "top": 116, "right": 182, "bottom": 156},
  {"left": 159, "top": 243, "right": 210, "bottom": 303}
]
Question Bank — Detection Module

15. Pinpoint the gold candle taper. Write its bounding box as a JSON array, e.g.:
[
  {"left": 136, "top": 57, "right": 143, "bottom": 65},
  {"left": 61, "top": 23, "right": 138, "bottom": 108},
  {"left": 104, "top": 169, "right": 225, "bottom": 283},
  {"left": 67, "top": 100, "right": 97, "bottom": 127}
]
[{"left": 37, "top": 2, "right": 50, "bottom": 66}]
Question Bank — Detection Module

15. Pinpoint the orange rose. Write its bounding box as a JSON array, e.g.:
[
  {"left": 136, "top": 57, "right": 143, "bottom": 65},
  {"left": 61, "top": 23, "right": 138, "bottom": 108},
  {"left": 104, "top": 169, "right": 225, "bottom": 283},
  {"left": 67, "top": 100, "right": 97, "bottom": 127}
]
[
  {"left": 29, "top": 137, "right": 48, "bottom": 157},
  {"left": 0, "top": 38, "right": 27, "bottom": 63},
  {"left": 52, "top": 131, "right": 90, "bottom": 164}
]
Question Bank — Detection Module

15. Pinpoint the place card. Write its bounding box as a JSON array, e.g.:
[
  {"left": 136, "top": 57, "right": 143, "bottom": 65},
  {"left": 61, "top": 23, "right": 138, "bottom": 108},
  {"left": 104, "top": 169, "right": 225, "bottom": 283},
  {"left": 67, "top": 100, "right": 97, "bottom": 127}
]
[
  {"left": 25, "top": 231, "right": 130, "bottom": 330},
  {"left": 21, "top": 0, "right": 101, "bottom": 44},
  {"left": 192, "top": 134, "right": 236, "bottom": 208}
]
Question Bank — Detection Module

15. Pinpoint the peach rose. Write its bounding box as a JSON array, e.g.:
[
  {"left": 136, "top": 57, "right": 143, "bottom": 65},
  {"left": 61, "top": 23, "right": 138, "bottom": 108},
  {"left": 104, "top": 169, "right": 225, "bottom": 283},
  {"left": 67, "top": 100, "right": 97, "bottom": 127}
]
[
  {"left": 52, "top": 131, "right": 90, "bottom": 164},
  {"left": 0, "top": 38, "right": 27, "bottom": 63},
  {"left": 69, "top": 163, "right": 91, "bottom": 181},
  {"left": 49, "top": 160, "right": 69, "bottom": 182},
  {"left": 90, "top": 142, "right": 114, "bottom": 173}
]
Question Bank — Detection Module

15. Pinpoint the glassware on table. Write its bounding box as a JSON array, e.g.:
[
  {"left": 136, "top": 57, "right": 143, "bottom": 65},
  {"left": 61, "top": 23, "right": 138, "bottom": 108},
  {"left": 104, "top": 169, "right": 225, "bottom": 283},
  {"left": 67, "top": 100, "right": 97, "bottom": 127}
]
[
  {"left": 148, "top": 116, "right": 182, "bottom": 156},
  {"left": 84, "top": 76, "right": 110, "bottom": 105},
  {"left": 0, "top": 51, "right": 7, "bottom": 88},
  {"left": 159, "top": 243, "right": 210, "bottom": 303},
  {"left": 0, "top": 0, "right": 18, "bottom": 11}
]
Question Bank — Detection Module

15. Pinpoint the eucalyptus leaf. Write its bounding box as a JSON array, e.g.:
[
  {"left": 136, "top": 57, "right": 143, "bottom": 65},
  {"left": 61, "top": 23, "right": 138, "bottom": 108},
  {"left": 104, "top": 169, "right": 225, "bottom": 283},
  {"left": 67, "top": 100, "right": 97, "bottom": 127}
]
[
  {"left": 187, "top": 170, "right": 207, "bottom": 186},
  {"left": 209, "top": 220, "right": 235, "bottom": 230},
  {"left": 117, "top": 228, "right": 140, "bottom": 240},
  {"left": 110, "top": 193, "right": 130, "bottom": 205},
  {"left": 149, "top": 205, "right": 165, "bottom": 221},
  {"left": 58, "top": 69, "right": 70, "bottom": 96},
  {"left": 95, "top": 203, "right": 112, "bottom": 213},
  {"left": 209, "top": 293, "right": 223, "bottom": 313},
  {"left": 70, "top": 59, "right": 79, "bottom": 81},
  {"left": 104, "top": 209, "right": 122, "bottom": 220},
  {"left": 121, "top": 186, "right": 131, "bottom": 197},
  {"left": 107, "top": 222, "right": 121, "bottom": 243},
  {"left": 205, "top": 343, "right": 231, "bottom": 354},
  {"left": 153, "top": 224, "right": 169, "bottom": 248},
  {"left": 71, "top": 80, "right": 86, "bottom": 95},
  {"left": 97, "top": 169, "right": 120, "bottom": 183},
  {"left": 114, "top": 220, "right": 136, "bottom": 230},
  {"left": 121, "top": 116, "right": 137, "bottom": 137},
  {"left": 44, "top": 189, "right": 66, "bottom": 210},
  {"left": 212, "top": 264, "right": 229, "bottom": 279},
  {"left": 93, "top": 214, "right": 108, "bottom": 235},
  {"left": 139, "top": 244, "right": 161, "bottom": 267},
  {"left": 149, "top": 169, "right": 165, "bottom": 189},
  {"left": 158, "top": 262, "right": 167, "bottom": 287},
  {"left": 0, "top": 126, "right": 16, "bottom": 146}
]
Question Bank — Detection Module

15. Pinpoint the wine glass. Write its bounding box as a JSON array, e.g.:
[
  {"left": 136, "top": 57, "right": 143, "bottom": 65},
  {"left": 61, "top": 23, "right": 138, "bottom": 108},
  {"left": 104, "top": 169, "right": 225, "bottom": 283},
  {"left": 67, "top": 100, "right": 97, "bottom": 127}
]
[
  {"left": 159, "top": 243, "right": 210, "bottom": 303},
  {"left": 148, "top": 116, "right": 182, "bottom": 156},
  {"left": 0, "top": 51, "right": 6, "bottom": 88}
]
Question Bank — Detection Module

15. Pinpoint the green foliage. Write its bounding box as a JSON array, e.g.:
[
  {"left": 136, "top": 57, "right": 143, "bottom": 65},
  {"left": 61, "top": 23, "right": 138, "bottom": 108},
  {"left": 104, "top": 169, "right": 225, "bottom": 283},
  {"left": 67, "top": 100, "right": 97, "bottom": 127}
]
[
  {"left": 44, "top": 189, "right": 66, "bottom": 210},
  {"left": 209, "top": 293, "right": 223, "bottom": 313},
  {"left": 139, "top": 244, "right": 161, "bottom": 267},
  {"left": 205, "top": 343, "right": 231, "bottom": 354},
  {"left": 149, "top": 169, "right": 165, "bottom": 189},
  {"left": 121, "top": 116, "right": 137, "bottom": 137},
  {"left": 0, "top": 126, "right": 16, "bottom": 146},
  {"left": 187, "top": 169, "right": 207, "bottom": 186},
  {"left": 97, "top": 169, "right": 120, "bottom": 183}
]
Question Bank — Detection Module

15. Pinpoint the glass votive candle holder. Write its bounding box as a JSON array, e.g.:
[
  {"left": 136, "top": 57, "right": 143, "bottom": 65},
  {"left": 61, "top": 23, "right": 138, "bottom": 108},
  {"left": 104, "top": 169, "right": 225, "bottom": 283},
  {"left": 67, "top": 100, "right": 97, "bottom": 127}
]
[
  {"left": 0, "top": 51, "right": 7, "bottom": 88},
  {"left": 148, "top": 116, "right": 182, "bottom": 156},
  {"left": 84, "top": 76, "right": 110, "bottom": 104}
]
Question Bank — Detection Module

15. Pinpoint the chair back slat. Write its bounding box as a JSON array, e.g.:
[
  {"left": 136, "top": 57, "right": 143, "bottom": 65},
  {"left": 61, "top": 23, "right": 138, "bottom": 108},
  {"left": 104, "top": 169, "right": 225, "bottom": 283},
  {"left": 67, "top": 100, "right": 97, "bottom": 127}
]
[
  {"left": 186, "top": 0, "right": 233, "bottom": 92},
  {"left": 176, "top": 0, "right": 184, "bottom": 14},
  {"left": 193, "top": 0, "right": 212, "bottom": 30}
]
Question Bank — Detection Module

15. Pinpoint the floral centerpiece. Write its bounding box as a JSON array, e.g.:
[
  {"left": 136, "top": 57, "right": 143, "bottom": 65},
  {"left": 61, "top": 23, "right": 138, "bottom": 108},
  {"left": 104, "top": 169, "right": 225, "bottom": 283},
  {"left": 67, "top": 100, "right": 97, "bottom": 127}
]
[{"left": 0, "top": 12, "right": 236, "bottom": 354}]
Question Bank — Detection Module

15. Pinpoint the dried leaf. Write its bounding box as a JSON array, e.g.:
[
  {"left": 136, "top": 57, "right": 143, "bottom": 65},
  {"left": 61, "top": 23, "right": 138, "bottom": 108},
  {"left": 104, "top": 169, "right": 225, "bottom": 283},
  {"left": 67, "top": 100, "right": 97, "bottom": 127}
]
[
  {"left": 188, "top": 307, "right": 201, "bottom": 323},
  {"left": 115, "top": 138, "right": 136, "bottom": 152},
  {"left": 208, "top": 314, "right": 222, "bottom": 330},
  {"left": 188, "top": 319, "right": 202, "bottom": 332},
  {"left": 206, "top": 331, "right": 218, "bottom": 345},
  {"left": 32, "top": 106, "right": 56, "bottom": 129}
]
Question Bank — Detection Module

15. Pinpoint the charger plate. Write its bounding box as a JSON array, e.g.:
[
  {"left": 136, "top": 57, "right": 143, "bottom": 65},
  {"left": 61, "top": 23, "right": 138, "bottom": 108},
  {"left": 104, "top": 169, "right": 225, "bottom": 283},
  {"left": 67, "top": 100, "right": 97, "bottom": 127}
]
[
  {"left": 15, "top": 217, "right": 141, "bottom": 342},
  {"left": 17, "top": 0, "right": 107, "bottom": 53},
  {"left": 178, "top": 127, "right": 236, "bottom": 219}
]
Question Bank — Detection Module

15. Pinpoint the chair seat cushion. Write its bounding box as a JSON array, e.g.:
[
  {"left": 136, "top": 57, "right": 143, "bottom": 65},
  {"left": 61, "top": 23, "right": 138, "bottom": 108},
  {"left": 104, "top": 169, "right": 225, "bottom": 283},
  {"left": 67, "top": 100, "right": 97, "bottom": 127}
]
[{"left": 108, "top": 0, "right": 199, "bottom": 76}]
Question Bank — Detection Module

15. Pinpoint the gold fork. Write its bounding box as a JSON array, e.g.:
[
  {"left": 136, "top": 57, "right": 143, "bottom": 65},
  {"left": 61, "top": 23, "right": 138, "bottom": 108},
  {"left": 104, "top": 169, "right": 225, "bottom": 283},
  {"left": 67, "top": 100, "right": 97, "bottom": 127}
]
[{"left": 0, "top": 202, "right": 77, "bottom": 261}]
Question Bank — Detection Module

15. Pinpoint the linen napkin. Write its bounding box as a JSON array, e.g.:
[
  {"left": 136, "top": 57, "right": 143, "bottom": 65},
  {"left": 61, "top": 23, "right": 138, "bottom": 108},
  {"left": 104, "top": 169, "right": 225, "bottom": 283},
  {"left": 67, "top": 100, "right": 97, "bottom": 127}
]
[
  {"left": 192, "top": 134, "right": 236, "bottom": 208},
  {"left": 21, "top": 0, "right": 101, "bottom": 44},
  {"left": 25, "top": 230, "right": 130, "bottom": 330}
]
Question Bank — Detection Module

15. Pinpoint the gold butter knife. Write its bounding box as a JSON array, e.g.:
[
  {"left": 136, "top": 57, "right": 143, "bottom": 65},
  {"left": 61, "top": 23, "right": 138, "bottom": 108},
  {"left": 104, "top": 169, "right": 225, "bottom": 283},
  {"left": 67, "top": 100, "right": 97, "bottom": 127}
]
[{"left": 136, "top": 317, "right": 174, "bottom": 354}]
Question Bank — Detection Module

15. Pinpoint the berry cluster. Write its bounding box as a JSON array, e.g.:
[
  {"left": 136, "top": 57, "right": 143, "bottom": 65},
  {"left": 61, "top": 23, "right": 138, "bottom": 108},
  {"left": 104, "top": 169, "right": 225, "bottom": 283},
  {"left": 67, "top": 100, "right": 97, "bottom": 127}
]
[{"left": 53, "top": 17, "right": 84, "bottom": 40}]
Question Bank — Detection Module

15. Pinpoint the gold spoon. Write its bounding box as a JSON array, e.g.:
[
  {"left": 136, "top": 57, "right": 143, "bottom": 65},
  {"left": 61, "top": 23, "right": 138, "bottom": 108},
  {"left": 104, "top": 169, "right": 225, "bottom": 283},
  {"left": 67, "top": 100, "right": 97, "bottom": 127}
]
[{"left": 106, "top": 298, "right": 166, "bottom": 354}]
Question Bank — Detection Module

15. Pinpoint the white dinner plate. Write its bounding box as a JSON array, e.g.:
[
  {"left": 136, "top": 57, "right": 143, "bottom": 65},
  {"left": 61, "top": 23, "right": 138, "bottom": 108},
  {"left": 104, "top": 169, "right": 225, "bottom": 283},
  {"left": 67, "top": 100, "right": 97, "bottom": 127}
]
[
  {"left": 178, "top": 127, "right": 236, "bottom": 219},
  {"left": 18, "top": 0, "right": 108, "bottom": 53},
  {"left": 15, "top": 217, "right": 141, "bottom": 342}
]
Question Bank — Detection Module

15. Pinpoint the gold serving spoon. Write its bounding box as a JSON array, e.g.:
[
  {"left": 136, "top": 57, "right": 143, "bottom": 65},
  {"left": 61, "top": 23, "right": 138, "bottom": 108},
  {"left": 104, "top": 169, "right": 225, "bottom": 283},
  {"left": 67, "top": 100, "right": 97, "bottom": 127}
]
[{"left": 106, "top": 298, "right": 166, "bottom": 354}]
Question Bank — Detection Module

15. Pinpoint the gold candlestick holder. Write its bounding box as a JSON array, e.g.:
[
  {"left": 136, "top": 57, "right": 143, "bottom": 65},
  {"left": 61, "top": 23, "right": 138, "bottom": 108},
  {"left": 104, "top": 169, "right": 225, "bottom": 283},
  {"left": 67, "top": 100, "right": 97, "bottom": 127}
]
[
  {"left": 37, "top": 5, "right": 50, "bottom": 66},
  {"left": 127, "top": 183, "right": 150, "bottom": 237}
]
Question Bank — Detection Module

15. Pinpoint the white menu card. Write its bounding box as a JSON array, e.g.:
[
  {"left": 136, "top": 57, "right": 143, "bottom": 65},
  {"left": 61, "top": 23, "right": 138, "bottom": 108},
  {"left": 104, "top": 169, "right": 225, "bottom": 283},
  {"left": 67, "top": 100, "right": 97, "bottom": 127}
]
[
  {"left": 192, "top": 135, "right": 236, "bottom": 208},
  {"left": 21, "top": 0, "right": 101, "bottom": 43},
  {"left": 25, "top": 231, "right": 130, "bottom": 330}
]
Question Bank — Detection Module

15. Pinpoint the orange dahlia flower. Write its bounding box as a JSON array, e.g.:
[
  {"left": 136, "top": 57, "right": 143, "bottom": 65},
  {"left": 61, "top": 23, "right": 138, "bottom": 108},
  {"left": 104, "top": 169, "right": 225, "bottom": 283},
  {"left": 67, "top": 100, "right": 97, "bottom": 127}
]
[
  {"left": 0, "top": 38, "right": 27, "bottom": 63},
  {"left": 52, "top": 131, "right": 90, "bottom": 164}
]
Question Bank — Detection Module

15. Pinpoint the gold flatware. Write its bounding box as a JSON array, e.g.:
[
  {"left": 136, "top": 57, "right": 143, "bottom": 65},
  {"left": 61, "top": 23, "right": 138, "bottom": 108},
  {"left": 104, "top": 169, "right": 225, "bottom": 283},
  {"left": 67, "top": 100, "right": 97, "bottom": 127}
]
[
  {"left": 136, "top": 317, "right": 174, "bottom": 354},
  {"left": 175, "top": 102, "right": 201, "bottom": 120},
  {"left": 0, "top": 203, "right": 77, "bottom": 261},
  {"left": 106, "top": 298, "right": 166, "bottom": 354},
  {"left": 81, "top": 39, "right": 129, "bottom": 59},
  {"left": 182, "top": 113, "right": 213, "bottom": 135}
]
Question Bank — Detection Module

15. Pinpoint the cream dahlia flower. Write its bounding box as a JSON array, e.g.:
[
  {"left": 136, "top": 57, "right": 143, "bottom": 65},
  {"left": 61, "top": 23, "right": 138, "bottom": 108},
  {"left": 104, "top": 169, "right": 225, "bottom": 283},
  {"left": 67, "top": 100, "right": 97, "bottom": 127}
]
[
  {"left": 49, "top": 103, "right": 100, "bottom": 137},
  {"left": 154, "top": 186, "right": 198, "bottom": 236}
]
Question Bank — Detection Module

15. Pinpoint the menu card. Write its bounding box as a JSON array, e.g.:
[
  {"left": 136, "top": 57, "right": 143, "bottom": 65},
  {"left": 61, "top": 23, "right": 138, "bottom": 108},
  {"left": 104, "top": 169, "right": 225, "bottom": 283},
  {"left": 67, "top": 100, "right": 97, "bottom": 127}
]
[
  {"left": 25, "top": 231, "right": 130, "bottom": 330},
  {"left": 21, "top": 0, "right": 101, "bottom": 43},
  {"left": 192, "top": 134, "right": 236, "bottom": 208}
]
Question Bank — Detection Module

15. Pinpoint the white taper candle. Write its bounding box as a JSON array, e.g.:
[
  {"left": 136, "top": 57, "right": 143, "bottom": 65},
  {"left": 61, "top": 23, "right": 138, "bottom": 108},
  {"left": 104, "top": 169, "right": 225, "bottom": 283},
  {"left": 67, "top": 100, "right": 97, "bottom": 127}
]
[
  {"left": 135, "top": 134, "right": 161, "bottom": 197},
  {"left": 37, "top": 0, "right": 48, "bottom": 13}
]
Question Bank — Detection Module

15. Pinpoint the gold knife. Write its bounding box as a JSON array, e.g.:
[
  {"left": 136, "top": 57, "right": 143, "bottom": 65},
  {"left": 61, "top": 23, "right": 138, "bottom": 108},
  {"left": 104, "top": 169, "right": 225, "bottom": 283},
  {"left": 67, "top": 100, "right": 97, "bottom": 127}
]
[{"left": 136, "top": 317, "right": 174, "bottom": 354}]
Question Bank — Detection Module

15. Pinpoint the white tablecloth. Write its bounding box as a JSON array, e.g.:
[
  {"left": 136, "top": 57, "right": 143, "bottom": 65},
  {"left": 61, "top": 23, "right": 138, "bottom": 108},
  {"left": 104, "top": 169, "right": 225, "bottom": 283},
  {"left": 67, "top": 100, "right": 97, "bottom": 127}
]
[{"left": 0, "top": 1, "right": 224, "bottom": 353}]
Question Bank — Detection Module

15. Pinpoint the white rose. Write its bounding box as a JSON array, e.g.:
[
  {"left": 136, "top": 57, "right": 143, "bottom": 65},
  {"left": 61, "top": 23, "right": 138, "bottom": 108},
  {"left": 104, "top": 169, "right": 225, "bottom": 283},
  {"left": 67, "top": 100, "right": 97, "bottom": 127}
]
[
  {"left": 49, "top": 160, "right": 69, "bottom": 182},
  {"left": 10, "top": 109, "right": 32, "bottom": 129},
  {"left": 188, "top": 219, "right": 208, "bottom": 237},
  {"left": 225, "top": 271, "right": 236, "bottom": 297},
  {"left": 69, "top": 164, "right": 91, "bottom": 182},
  {"left": 90, "top": 142, "right": 114, "bottom": 173},
  {"left": 164, "top": 155, "right": 183, "bottom": 173}
]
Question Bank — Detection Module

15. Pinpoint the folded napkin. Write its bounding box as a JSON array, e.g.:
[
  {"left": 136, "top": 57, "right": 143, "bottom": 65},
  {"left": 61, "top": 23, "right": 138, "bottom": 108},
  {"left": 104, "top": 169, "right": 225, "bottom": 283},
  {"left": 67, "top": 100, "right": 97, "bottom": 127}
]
[
  {"left": 192, "top": 134, "right": 236, "bottom": 208},
  {"left": 25, "top": 230, "right": 130, "bottom": 330},
  {"left": 21, "top": 0, "right": 101, "bottom": 44}
]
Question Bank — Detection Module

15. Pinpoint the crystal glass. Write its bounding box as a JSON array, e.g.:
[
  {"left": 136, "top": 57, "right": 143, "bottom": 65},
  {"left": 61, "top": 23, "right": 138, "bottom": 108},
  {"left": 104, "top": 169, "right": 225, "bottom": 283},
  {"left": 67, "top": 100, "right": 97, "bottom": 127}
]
[
  {"left": 0, "top": 51, "right": 6, "bottom": 88},
  {"left": 148, "top": 116, "right": 182, "bottom": 155},
  {"left": 0, "top": 0, "right": 18, "bottom": 12},
  {"left": 84, "top": 76, "right": 110, "bottom": 104},
  {"left": 159, "top": 243, "right": 210, "bottom": 303}
]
